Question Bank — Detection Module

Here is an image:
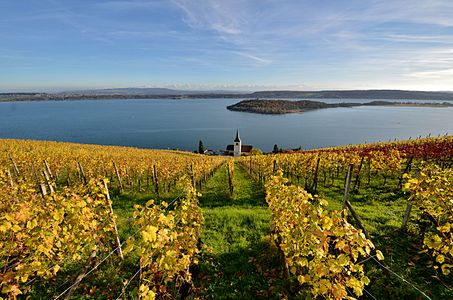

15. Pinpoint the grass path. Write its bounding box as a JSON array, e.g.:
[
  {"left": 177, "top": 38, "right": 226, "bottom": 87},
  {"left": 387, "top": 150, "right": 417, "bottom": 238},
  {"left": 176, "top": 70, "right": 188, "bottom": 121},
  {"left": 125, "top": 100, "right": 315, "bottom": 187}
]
[{"left": 193, "top": 162, "right": 289, "bottom": 299}]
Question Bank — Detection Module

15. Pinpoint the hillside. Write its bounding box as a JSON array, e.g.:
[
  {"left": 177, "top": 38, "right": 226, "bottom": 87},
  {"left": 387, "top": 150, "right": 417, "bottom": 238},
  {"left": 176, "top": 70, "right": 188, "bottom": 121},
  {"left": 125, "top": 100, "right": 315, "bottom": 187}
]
[
  {"left": 2, "top": 89, "right": 453, "bottom": 102},
  {"left": 249, "top": 89, "right": 453, "bottom": 100},
  {"left": 0, "top": 137, "right": 452, "bottom": 299}
]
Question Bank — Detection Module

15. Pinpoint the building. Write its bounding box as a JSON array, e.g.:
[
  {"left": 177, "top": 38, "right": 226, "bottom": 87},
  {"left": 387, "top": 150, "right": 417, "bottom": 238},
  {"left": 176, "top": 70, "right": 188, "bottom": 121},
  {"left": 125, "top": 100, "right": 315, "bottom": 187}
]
[{"left": 225, "top": 130, "right": 253, "bottom": 156}]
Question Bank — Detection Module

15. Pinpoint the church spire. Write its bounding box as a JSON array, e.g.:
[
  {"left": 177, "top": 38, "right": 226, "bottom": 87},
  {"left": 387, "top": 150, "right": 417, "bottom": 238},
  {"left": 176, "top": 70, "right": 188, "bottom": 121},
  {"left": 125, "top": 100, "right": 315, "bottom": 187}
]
[{"left": 234, "top": 130, "right": 241, "bottom": 142}]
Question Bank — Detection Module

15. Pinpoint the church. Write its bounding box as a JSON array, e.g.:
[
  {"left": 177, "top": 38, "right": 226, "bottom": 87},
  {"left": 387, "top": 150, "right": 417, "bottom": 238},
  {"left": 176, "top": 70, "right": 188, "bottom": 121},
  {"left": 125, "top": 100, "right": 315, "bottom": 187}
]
[{"left": 225, "top": 130, "right": 253, "bottom": 156}]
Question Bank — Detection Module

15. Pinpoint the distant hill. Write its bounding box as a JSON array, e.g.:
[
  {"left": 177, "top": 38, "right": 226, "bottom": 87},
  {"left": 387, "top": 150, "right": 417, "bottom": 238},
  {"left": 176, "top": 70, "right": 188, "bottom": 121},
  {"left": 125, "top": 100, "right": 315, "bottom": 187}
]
[
  {"left": 62, "top": 88, "right": 245, "bottom": 96},
  {"left": 63, "top": 88, "right": 192, "bottom": 95},
  {"left": 250, "top": 90, "right": 453, "bottom": 100},
  {"left": 2, "top": 89, "right": 453, "bottom": 102}
]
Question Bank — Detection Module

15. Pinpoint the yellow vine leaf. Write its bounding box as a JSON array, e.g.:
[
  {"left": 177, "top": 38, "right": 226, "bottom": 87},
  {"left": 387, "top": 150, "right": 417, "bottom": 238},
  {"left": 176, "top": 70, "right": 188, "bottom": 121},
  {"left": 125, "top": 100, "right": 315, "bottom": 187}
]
[{"left": 376, "top": 250, "right": 384, "bottom": 261}]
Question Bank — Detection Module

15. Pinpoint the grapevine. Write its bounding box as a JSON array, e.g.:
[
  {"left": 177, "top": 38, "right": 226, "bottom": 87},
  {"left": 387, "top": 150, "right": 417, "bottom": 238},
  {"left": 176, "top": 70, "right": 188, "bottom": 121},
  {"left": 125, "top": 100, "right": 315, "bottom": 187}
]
[
  {"left": 266, "top": 171, "right": 379, "bottom": 299},
  {"left": 404, "top": 165, "right": 453, "bottom": 276}
]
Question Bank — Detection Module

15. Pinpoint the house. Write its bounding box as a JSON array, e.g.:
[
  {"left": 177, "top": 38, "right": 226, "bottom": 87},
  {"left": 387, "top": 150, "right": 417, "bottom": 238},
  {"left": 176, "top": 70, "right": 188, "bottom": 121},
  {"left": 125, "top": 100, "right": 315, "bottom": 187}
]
[{"left": 225, "top": 130, "right": 253, "bottom": 156}]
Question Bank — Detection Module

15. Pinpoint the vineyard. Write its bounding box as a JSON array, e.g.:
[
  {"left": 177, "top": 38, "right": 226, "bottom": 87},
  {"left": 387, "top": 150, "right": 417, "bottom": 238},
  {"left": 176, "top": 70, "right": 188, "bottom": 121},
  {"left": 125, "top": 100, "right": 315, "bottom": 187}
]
[
  {"left": 239, "top": 135, "right": 453, "bottom": 299},
  {"left": 0, "top": 140, "right": 225, "bottom": 299},
  {"left": 1, "top": 137, "right": 452, "bottom": 299}
]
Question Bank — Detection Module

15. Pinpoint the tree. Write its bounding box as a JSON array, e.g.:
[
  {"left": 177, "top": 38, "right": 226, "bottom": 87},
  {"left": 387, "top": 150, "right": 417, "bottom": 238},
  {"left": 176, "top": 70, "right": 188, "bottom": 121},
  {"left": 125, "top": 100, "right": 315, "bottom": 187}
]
[
  {"left": 273, "top": 144, "right": 280, "bottom": 154},
  {"left": 250, "top": 148, "right": 263, "bottom": 155},
  {"left": 198, "top": 140, "right": 205, "bottom": 154}
]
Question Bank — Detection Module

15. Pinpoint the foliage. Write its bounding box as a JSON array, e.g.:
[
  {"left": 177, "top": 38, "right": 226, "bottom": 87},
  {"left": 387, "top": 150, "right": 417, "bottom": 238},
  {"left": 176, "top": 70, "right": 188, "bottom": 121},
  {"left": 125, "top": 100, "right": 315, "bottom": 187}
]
[
  {"left": 0, "top": 174, "right": 115, "bottom": 297},
  {"left": 266, "top": 171, "right": 378, "bottom": 299},
  {"left": 0, "top": 139, "right": 225, "bottom": 298},
  {"left": 198, "top": 140, "right": 205, "bottom": 154},
  {"left": 404, "top": 165, "right": 453, "bottom": 276},
  {"left": 126, "top": 177, "right": 203, "bottom": 299},
  {"left": 249, "top": 148, "right": 263, "bottom": 156},
  {"left": 0, "top": 139, "right": 226, "bottom": 194},
  {"left": 239, "top": 136, "right": 453, "bottom": 299},
  {"left": 1, "top": 136, "right": 452, "bottom": 298}
]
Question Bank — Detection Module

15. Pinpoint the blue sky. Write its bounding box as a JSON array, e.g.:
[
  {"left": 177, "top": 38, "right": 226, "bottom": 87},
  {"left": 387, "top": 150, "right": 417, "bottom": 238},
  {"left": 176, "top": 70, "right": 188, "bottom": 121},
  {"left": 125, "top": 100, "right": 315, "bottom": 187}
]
[{"left": 1, "top": 0, "right": 453, "bottom": 92}]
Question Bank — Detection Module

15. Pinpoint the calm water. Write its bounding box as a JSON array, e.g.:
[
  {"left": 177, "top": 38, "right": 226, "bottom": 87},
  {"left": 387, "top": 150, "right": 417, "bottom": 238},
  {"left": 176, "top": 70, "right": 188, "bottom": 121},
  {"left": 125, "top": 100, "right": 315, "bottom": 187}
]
[{"left": 0, "top": 99, "right": 452, "bottom": 152}]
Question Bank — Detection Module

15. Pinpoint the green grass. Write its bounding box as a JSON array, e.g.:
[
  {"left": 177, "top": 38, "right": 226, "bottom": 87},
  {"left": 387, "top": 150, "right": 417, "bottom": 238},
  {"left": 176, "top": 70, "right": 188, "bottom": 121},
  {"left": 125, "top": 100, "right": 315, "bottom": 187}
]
[
  {"left": 193, "top": 163, "right": 291, "bottom": 299},
  {"left": 201, "top": 207, "right": 270, "bottom": 253},
  {"left": 199, "top": 163, "right": 266, "bottom": 208}
]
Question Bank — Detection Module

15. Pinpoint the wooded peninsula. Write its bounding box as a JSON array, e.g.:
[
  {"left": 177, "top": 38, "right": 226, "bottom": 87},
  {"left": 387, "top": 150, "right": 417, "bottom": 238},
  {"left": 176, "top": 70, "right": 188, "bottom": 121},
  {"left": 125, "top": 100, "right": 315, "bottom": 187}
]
[{"left": 226, "top": 99, "right": 453, "bottom": 114}]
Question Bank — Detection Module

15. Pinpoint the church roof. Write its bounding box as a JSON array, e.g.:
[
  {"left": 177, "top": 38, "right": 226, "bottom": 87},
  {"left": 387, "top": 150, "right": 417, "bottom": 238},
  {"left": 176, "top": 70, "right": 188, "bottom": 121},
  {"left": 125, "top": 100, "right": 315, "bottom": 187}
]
[
  {"left": 234, "top": 130, "right": 241, "bottom": 142},
  {"left": 226, "top": 145, "right": 253, "bottom": 152}
]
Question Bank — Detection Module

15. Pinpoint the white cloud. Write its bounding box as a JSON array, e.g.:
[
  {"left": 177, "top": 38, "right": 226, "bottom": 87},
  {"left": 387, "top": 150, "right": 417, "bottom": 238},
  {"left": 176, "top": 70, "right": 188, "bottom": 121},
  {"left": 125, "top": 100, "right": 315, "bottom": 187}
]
[
  {"left": 235, "top": 52, "right": 272, "bottom": 65},
  {"left": 171, "top": 0, "right": 244, "bottom": 34},
  {"left": 357, "top": 0, "right": 453, "bottom": 27},
  {"left": 211, "top": 23, "right": 242, "bottom": 35},
  {"left": 374, "top": 34, "right": 453, "bottom": 44},
  {"left": 409, "top": 68, "right": 453, "bottom": 79}
]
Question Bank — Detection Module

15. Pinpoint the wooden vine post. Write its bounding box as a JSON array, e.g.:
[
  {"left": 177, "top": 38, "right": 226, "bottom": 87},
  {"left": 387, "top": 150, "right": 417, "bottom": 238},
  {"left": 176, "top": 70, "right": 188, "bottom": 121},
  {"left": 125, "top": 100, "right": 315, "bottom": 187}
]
[
  {"left": 342, "top": 164, "right": 370, "bottom": 239},
  {"left": 77, "top": 161, "right": 87, "bottom": 184},
  {"left": 44, "top": 160, "right": 54, "bottom": 180},
  {"left": 342, "top": 164, "right": 353, "bottom": 211},
  {"left": 353, "top": 156, "right": 365, "bottom": 192},
  {"left": 399, "top": 156, "right": 414, "bottom": 190},
  {"left": 63, "top": 248, "right": 98, "bottom": 300},
  {"left": 227, "top": 162, "right": 234, "bottom": 197},
  {"left": 103, "top": 180, "right": 124, "bottom": 260},
  {"left": 401, "top": 202, "right": 413, "bottom": 231},
  {"left": 190, "top": 164, "right": 196, "bottom": 188},
  {"left": 113, "top": 162, "right": 123, "bottom": 194},
  {"left": 42, "top": 169, "right": 55, "bottom": 194},
  {"left": 39, "top": 182, "right": 48, "bottom": 197},
  {"left": 153, "top": 164, "right": 159, "bottom": 196},
  {"left": 6, "top": 169, "right": 14, "bottom": 187},
  {"left": 9, "top": 155, "right": 20, "bottom": 176},
  {"left": 312, "top": 155, "right": 321, "bottom": 192}
]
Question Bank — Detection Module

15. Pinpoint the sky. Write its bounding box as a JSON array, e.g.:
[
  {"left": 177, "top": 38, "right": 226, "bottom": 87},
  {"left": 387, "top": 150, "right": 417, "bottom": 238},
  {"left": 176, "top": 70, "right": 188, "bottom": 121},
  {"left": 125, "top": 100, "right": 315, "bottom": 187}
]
[{"left": 1, "top": 0, "right": 453, "bottom": 92}]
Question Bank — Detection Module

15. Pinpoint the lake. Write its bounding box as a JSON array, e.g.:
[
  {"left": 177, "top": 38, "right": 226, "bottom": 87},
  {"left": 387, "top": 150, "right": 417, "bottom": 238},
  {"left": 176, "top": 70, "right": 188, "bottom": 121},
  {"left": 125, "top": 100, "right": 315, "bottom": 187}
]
[{"left": 0, "top": 98, "right": 452, "bottom": 152}]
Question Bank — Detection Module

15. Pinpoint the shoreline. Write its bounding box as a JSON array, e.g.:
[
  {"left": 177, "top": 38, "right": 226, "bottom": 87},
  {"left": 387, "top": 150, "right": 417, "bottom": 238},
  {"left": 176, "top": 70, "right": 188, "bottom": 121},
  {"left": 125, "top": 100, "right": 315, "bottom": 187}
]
[
  {"left": 226, "top": 99, "right": 453, "bottom": 115},
  {"left": 3, "top": 89, "right": 453, "bottom": 103}
]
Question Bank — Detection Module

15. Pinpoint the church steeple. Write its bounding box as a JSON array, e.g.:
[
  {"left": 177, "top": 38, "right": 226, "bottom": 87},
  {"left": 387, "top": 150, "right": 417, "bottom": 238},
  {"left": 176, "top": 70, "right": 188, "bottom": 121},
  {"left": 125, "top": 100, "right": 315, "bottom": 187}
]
[
  {"left": 234, "top": 130, "right": 241, "bottom": 143},
  {"left": 233, "top": 130, "right": 242, "bottom": 157}
]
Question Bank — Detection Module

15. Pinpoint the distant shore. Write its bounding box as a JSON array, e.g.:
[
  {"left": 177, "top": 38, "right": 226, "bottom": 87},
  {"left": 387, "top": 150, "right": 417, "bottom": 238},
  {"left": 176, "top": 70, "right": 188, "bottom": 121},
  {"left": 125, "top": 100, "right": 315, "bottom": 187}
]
[
  {"left": 0, "top": 93, "right": 242, "bottom": 102},
  {"left": 226, "top": 99, "right": 453, "bottom": 114},
  {"left": 3, "top": 89, "right": 453, "bottom": 102}
]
